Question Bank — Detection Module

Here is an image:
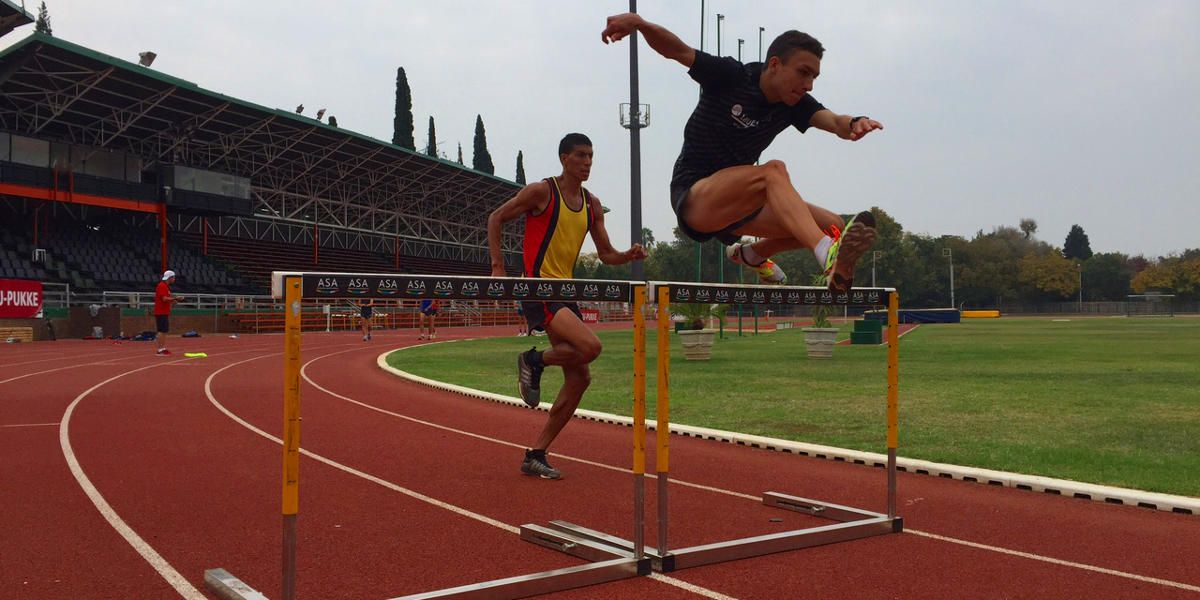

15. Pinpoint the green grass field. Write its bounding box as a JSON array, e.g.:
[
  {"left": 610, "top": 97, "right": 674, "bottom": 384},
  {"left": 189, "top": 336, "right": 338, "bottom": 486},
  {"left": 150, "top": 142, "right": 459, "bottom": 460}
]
[{"left": 387, "top": 317, "right": 1200, "bottom": 497}]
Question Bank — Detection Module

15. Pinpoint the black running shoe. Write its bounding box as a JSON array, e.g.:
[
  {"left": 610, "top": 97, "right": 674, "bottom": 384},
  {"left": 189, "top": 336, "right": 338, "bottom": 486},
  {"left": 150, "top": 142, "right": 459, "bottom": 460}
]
[
  {"left": 521, "top": 449, "right": 561, "bottom": 479},
  {"left": 517, "top": 347, "right": 543, "bottom": 408}
]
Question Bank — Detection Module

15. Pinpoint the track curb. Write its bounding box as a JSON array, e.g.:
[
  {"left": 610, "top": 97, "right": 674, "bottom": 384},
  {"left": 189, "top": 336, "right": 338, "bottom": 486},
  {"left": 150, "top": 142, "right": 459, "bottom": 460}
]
[{"left": 378, "top": 346, "right": 1198, "bottom": 516}]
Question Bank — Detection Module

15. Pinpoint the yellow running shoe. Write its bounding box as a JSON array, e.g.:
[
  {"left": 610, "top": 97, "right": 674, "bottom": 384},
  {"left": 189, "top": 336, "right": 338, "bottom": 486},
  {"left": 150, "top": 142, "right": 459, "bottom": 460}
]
[{"left": 726, "top": 242, "right": 787, "bottom": 284}]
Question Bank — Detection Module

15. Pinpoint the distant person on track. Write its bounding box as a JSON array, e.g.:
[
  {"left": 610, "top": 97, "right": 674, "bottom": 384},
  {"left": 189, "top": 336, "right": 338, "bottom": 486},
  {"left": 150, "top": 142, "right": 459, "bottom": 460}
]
[
  {"left": 516, "top": 303, "right": 528, "bottom": 336},
  {"left": 360, "top": 299, "right": 374, "bottom": 341},
  {"left": 418, "top": 299, "right": 439, "bottom": 340},
  {"left": 154, "top": 270, "right": 181, "bottom": 356},
  {"left": 602, "top": 13, "right": 882, "bottom": 292},
  {"left": 487, "top": 132, "right": 647, "bottom": 479}
]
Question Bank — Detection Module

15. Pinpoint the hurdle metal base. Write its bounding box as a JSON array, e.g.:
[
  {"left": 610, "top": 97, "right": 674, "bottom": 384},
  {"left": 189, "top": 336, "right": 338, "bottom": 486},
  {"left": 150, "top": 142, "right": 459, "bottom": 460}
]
[
  {"left": 390, "top": 526, "right": 650, "bottom": 600},
  {"left": 529, "top": 492, "right": 902, "bottom": 573}
]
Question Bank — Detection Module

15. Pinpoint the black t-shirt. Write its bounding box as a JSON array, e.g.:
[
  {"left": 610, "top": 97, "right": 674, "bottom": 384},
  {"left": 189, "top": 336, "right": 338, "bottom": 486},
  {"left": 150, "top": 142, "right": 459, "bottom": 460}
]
[{"left": 671, "top": 51, "right": 826, "bottom": 190}]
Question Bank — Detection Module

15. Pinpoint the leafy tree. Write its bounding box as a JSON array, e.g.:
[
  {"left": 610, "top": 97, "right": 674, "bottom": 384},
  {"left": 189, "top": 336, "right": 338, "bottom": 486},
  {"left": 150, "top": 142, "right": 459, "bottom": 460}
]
[
  {"left": 640, "top": 227, "right": 655, "bottom": 249},
  {"left": 1081, "top": 253, "right": 1132, "bottom": 301},
  {"left": 424, "top": 116, "right": 437, "bottom": 158},
  {"left": 1132, "top": 256, "right": 1200, "bottom": 299},
  {"left": 1063, "top": 224, "right": 1093, "bottom": 260},
  {"left": 1018, "top": 252, "right": 1078, "bottom": 299},
  {"left": 472, "top": 115, "right": 494, "bottom": 174},
  {"left": 391, "top": 67, "right": 415, "bottom": 150},
  {"left": 35, "top": 2, "right": 52, "bottom": 35},
  {"left": 1019, "top": 218, "right": 1037, "bottom": 239},
  {"left": 515, "top": 151, "right": 526, "bottom": 184}
]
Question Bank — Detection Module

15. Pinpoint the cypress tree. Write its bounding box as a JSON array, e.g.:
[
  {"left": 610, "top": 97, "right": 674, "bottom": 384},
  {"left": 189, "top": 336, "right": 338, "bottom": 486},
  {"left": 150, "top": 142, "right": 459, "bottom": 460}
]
[
  {"left": 391, "top": 67, "right": 415, "bottom": 150},
  {"left": 425, "top": 116, "right": 437, "bottom": 158},
  {"left": 35, "top": 2, "right": 52, "bottom": 35},
  {"left": 515, "top": 151, "right": 526, "bottom": 184},
  {"left": 457, "top": 143, "right": 464, "bottom": 165},
  {"left": 472, "top": 115, "right": 494, "bottom": 174}
]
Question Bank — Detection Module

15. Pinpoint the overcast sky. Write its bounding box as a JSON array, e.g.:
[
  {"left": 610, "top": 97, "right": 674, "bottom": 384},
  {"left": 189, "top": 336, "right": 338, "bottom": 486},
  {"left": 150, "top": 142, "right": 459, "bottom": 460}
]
[{"left": 8, "top": 0, "right": 1199, "bottom": 258}]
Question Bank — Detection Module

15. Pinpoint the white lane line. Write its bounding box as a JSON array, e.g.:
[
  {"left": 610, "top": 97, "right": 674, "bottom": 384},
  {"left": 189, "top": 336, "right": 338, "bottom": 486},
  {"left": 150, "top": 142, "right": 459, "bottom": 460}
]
[
  {"left": 208, "top": 349, "right": 741, "bottom": 600},
  {"left": 359, "top": 351, "right": 1200, "bottom": 593},
  {"left": 2, "top": 349, "right": 128, "bottom": 368},
  {"left": 1, "top": 355, "right": 147, "bottom": 385},
  {"left": 3, "top": 422, "right": 60, "bottom": 428},
  {"left": 60, "top": 361, "right": 207, "bottom": 600},
  {"left": 906, "top": 530, "right": 1200, "bottom": 592},
  {"left": 302, "top": 350, "right": 761, "bottom": 502}
]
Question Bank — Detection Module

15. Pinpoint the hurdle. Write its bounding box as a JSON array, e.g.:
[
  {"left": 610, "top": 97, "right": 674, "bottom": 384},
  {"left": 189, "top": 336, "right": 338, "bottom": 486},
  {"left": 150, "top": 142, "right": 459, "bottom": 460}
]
[
  {"left": 206, "top": 271, "right": 651, "bottom": 600},
  {"left": 536, "top": 281, "right": 903, "bottom": 572}
]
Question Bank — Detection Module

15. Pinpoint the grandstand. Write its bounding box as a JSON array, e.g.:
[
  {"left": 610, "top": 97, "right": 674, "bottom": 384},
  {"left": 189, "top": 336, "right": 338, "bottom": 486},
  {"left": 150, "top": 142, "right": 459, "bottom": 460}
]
[{"left": 0, "top": 31, "right": 524, "bottom": 303}]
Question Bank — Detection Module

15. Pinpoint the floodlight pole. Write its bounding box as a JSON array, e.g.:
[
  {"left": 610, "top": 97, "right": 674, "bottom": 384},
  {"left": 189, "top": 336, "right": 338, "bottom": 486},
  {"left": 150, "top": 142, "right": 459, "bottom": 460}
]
[
  {"left": 628, "top": 0, "right": 644, "bottom": 281},
  {"left": 943, "top": 247, "right": 954, "bottom": 309},
  {"left": 1077, "top": 263, "right": 1082, "bottom": 312}
]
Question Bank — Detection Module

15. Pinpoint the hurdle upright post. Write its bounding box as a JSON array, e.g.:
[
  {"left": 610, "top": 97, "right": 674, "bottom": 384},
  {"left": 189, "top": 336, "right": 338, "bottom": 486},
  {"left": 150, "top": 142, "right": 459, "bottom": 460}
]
[
  {"left": 632, "top": 286, "right": 647, "bottom": 559},
  {"left": 655, "top": 286, "right": 671, "bottom": 557},
  {"left": 886, "top": 290, "right": 899, "bottom": 518},
  {"left": 281, "top": 276, "right": 302, "bottom": 600}
]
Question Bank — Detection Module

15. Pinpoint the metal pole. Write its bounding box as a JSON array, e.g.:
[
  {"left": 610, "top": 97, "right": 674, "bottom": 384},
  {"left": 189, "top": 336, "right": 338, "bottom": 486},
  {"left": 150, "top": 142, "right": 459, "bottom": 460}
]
[
  {"left": 758, "top": 27, "right": 764, "bottom": 61},
  {"left": 717, "top": 14, "right": 723, "bottom": 57},
  {"left": 737, "top": 38, "right": 744, "bottom": 62},
  {"left": 629, "top": 0, "right": 644, "bottom": 281},
  {"left": 1077, "top": 264, "right": 1082, "bottom": 312}
]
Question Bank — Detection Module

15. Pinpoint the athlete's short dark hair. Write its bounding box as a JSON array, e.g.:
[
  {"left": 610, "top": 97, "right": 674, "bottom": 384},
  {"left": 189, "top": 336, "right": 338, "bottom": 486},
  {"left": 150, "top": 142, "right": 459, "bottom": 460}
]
[
  {"left": 766, "top": 30, "right": 825, "bottom": 63},
  {"left": 558, "top": 133, "right": 592, "bottom": 156}
]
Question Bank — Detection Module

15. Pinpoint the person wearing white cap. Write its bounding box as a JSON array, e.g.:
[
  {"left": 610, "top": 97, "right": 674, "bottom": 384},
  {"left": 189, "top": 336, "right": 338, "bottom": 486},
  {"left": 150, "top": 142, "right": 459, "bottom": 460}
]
[{"left": 154, "top": 270, "right": 182, "bottom": 355}]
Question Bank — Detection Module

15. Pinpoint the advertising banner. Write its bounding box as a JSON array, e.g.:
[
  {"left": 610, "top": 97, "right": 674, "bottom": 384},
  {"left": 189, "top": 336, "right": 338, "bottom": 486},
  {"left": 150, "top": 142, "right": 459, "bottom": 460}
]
[{"left": 0, "top": 279, "right": 44, "bottom": 318}]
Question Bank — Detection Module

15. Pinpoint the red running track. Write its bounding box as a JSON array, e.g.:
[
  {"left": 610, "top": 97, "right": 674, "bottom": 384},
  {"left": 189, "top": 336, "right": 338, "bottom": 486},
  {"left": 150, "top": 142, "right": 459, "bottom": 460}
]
[{"left": 1, "top": 326, "right": 1198, "bottom": 599}]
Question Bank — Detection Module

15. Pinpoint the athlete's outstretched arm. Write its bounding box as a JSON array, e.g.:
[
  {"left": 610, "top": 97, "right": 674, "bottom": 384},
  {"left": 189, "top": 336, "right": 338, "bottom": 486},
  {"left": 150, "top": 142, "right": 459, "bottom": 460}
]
[
  {"left": 810, "top": 109, "right": 884, "bottom": 141},
  {"left": 602, "top": 13, "right": 695, "bottom": 68},
  {"left": 487, "top": 181, "right": 550, "bottom": 277},
  {"left": 588, "top": 195, "right": 647, "bottom": 266}
]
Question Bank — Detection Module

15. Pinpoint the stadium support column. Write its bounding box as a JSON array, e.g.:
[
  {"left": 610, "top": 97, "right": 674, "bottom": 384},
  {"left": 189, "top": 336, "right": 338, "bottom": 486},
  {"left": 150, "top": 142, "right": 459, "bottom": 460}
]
[
  {"left": 158, "top": 203, "right": 168, "bottom": 274},
  {"left": 313, "top": 222, "right": 319, "bottom": 265}
]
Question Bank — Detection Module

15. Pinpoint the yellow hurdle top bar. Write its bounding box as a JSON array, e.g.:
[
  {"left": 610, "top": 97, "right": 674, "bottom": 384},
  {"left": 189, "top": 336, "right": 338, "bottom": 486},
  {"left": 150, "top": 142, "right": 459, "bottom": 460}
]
[
  {"left": 270, "top": 271, "right": 640, "bottom": 302},
  {"left": 647, "top": 281, "right": 896, "bottom": 307}
]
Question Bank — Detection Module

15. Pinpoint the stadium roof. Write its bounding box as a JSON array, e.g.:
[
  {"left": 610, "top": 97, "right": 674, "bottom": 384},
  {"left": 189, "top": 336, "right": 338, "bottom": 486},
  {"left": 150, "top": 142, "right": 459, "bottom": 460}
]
[
  {"left": 0, "top": 32, "right": 522, "bottom": 254},
  {"left": 0, "top": 0, "right": 32, "bottom": 38}
]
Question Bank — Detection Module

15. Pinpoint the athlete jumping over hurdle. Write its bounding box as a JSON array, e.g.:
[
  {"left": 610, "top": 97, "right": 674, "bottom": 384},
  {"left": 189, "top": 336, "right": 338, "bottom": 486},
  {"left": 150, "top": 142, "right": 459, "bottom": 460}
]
[
  {"left": 602, "top": 13, "right": 882, "bottom": 292},
  {"left": 487, "top": 133, "right": 646, "bottom": 479}
]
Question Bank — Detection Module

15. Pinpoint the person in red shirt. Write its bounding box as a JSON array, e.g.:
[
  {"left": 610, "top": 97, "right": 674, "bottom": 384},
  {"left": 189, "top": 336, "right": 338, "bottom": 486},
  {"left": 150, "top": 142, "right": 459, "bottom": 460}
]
[{"left": 154, "top": 270, "right": 182, "bottom": 356}]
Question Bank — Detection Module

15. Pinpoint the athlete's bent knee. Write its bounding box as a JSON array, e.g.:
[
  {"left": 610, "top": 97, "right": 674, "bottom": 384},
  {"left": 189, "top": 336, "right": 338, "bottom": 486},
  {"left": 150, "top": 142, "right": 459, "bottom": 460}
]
[
  {"left": 750, "top": 160, "right": 790, "bottom": 195},
  {"left": 578, "top": 339, "right": 602, "bottom": 364}
]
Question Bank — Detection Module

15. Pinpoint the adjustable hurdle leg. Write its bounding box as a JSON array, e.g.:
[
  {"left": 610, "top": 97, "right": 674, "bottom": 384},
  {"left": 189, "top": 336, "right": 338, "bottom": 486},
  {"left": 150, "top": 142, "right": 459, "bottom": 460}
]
[{"left": 281, "top": 276, "right": 302, "bottom": 600}]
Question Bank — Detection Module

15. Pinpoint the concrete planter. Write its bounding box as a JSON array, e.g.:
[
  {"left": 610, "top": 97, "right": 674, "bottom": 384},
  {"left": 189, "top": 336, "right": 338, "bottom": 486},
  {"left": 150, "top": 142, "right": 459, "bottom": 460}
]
[
  {"left": 802, "top": 327, "right": 839, "bottom": 359},
  {"left": 677, "top": 328, "right": 718, "bottom": 361}
]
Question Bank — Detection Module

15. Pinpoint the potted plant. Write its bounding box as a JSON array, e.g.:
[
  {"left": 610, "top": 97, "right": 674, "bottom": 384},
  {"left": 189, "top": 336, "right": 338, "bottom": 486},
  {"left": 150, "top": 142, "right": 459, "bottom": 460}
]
[
  {"left": 803, "top": 277, "right": 839, "bottom": 359},
  {"left": 670, "top": 302, "right": 720, "bottom": 361}
]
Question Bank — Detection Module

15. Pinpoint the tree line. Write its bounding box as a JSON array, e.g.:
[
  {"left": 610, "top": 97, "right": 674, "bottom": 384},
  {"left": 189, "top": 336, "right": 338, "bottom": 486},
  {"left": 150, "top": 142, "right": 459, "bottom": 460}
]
[
  {"left": 393, "top": 67, "right": 522, "bottom": 182},
  {"left": 575, "top": 207, "right": 1200, "bottom": 308}
]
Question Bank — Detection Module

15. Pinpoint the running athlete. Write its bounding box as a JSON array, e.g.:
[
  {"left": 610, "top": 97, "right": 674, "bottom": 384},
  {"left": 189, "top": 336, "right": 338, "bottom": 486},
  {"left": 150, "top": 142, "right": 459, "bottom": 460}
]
[
  {"left": 602, "top": 13, "right": 883, "bottom": 292},
  {"left": 486, "top": 132, "right": 646, "bottom": 479}
]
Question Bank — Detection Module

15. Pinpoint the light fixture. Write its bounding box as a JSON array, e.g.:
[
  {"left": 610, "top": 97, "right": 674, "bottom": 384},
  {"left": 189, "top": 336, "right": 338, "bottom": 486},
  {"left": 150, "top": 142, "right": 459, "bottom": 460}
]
[{"left": 138, "top": 51, "right": 156, "bottom": 67}]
